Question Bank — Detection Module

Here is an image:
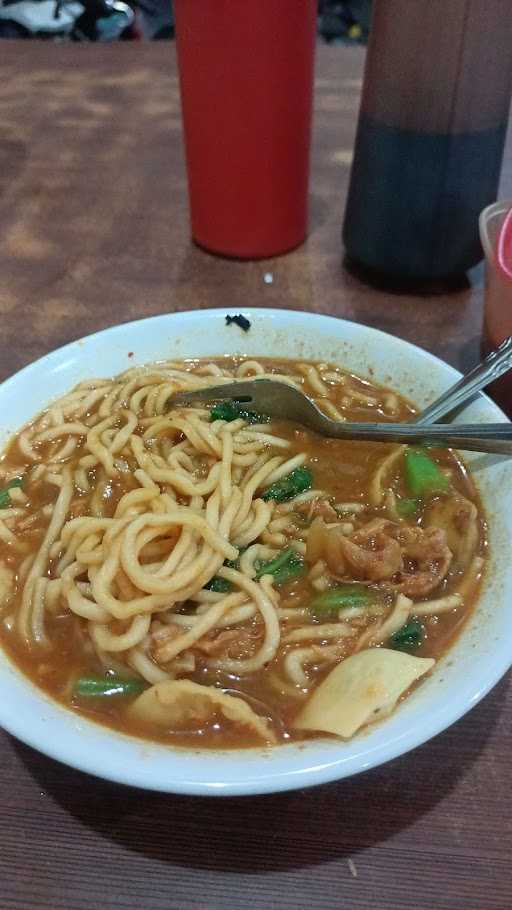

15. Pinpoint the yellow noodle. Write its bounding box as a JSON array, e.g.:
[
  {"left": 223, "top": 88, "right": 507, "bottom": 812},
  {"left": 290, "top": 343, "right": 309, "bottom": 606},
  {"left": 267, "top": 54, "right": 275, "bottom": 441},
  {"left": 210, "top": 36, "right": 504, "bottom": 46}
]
[
  {"left": 90, "top": 613, "right": 151, "bottom": 653},
  {"left": 0, "top": 508, "right": 25, "bottom": 521},
  {"left": 413, "top": 594, "right": 462, "bottom": 616},
  {"left": 356, "top": 594, "right": 412, "bottom": 651},
  {"left": 284, "top": 643, "right": 342, "bottom": 687},
  {"left": 239, "top": 544, "right": 279, "bottom": 578},
  {"left": 131, "top": 435, "right": 222, "bottom": 496},
  {"left": 334, "top": 502, "right": 365, "bottom": 514},
  {"left": 109, "top": 410, "right": 138, "bottom": 453},
  {"left": 283, "top": 623, "right": 354, "bottom": 644},
  {"left": 263, "top": 453, "right": 307, "bottom": 487},
  {"left": 232, "top": 499, "right": 273, "bottom": 548},
  {"left": 8, "top": 488, "right": 28, "bottom": 505},
  {"left": 17, "top": 432, "right": 40, "bottom": 462},
  {"left": 275, "top": 489, "right": 323, "bottom": 514},
  {"left": 235, "top": 430, "right": 291, "bottom": 451},
  {"left": 267, "top": 671, "right": 308, "bottom": 699},
  {"left": 120, "top": 511, "right": 238, "bottom": 594},
  {"left": 0, "top": 564, "right": 14, "bottom": 609},
  {"left": 0, "top": 521, "right": 21, "bottom": 546},
  {"left": 35, "top": 423, "right": 88, "bottom": 443},
  {"left": 219, "top": 429, "right": 233, "bottom": 506},
  {"left": 277, "top": 606, "right": 309, "bottom": 620},
  {"left": 455, "top": 557, "right": 484, "bottom": 599},
  {"left": 260, "top": 530, "right": 288, "bottom": 548},
  {"left": 299, "top": 364, "right": 328, "bottom": 396},
  {"left": 199, "top": 603, "right": 257, "bottom": 628},
  {"left": 321, "top": 371, "right": 347, "bottom": 385},
  {"left": 45, "top": 579, "right": 64, "bottom": 613},
  {"left": 236, "top": 360, "right": 265, "bottom": 377},
  {"left": 85, "top": 415, "right": 117, "bottom": 474},
  {"left": 31, "top": 578, "right": 50, "bottom": 645},
  {"left": 127, "top": 645, "right": 171, "bottom": 684},
  {"left": 63, "top": 577, "right": 111, "bottom": 622},
  {"left": 17, "top": 467, "right": 73, "bottom": 641},
  {"left": 369, "top": 445, "right": 405, "bottom": 506}
]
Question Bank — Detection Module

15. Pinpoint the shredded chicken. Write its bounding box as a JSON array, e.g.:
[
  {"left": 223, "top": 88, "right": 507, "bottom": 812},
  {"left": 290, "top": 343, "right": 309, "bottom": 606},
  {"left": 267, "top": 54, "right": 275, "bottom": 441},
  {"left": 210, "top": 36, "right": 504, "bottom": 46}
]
[
  {"left": 306, "top": 517, "right": 352, "bottom": 571},
  {"left": 306, "top": 517, "right": 453, "bottom": 598},
  {"left": 194, "top": 628, "right": 240, "bottom": 655},
  {"left": 335, "top": 519, "right": 402, "bottom": 582},
  {"left": 309, "top": 499, "right": 339, "bottom": 522},
  {"left": 424, "top": 494, "right": 478, "bottom": 570},
  {"left": 194, "top": 626, "right": 259, "bottom": 659},
  {"left": 390, "top": 525, "right": 453, "bottom": 597},
  {"left": 151, "top": 622, "right": 183, "bottom": 663}
]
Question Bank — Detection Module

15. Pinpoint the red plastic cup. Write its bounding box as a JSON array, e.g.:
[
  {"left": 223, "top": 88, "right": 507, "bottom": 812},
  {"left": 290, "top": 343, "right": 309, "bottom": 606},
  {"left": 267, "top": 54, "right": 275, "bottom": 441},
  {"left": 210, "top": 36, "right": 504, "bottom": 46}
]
[{"left": 174, "top": 0, "right": 317, "bottom": 259}]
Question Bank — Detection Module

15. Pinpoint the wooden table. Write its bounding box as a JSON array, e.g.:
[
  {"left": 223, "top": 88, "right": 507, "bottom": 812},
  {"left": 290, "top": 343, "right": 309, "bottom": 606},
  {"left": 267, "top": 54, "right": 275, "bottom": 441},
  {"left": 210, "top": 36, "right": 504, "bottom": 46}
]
[{"left": 0, "top": 42, "right": 511, "bottom": 910}]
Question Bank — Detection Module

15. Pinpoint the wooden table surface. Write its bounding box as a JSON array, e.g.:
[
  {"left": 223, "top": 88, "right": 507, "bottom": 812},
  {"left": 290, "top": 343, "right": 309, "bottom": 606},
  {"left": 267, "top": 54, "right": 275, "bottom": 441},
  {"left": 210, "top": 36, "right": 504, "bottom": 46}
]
[{"left": 0, "top": 42, "right": 511, "bottom": 910}]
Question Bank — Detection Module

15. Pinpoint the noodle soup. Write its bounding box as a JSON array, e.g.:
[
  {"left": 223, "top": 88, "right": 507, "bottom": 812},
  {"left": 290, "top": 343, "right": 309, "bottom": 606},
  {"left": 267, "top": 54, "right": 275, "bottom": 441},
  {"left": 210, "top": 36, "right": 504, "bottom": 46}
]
[{"left": 0, "top": 358, "right": 486, "bottom": 748}]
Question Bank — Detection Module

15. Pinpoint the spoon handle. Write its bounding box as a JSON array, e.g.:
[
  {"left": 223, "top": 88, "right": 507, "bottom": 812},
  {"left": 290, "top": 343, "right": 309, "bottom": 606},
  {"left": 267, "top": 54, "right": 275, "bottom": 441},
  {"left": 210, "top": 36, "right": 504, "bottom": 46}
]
[{"left": 413, "top": 337, "right": 512, "bottom": 425}]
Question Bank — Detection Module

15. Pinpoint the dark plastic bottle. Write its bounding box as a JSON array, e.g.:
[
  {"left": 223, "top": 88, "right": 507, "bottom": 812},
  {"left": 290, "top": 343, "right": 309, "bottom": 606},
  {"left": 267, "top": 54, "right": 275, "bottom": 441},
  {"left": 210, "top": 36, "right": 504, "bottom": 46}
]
[{"left": 343, "top": 0, "right": 512, "bottom": 285}]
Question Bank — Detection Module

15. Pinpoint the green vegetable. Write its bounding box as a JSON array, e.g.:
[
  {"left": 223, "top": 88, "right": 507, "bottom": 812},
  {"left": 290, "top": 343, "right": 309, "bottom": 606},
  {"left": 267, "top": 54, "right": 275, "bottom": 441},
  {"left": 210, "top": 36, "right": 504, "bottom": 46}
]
[
  {"left": 210, "top": 401, "right": 269, "bottom": 425},
  {"left": 204, "top": 549, "right": 248, "bottom": 589},
  {"left": 390, "top": 620, "right": 424, "bottom": 652},
  {"left": 404, "top": 448, "right": 449, "bottom": 498},
  {"left": 0, "top": 477, "right": 23, "bottom": 509},
  {"left": 309, "top": 584, "right": 374, "bottom": 618},
  {"left": 204, "top": 576, "right": 232, "bottom": 593},
  {"left": 73, "top": 674, "right": 147, "bottom": 698},
  {"left": 262, "top": 466, "right": 313, "bottom": 503},
  {"left": 255, "top": 547, "right": 304, "bottom": 585},
  {"left": 396, "top": 497, "right": 420, "bottom": 518}
]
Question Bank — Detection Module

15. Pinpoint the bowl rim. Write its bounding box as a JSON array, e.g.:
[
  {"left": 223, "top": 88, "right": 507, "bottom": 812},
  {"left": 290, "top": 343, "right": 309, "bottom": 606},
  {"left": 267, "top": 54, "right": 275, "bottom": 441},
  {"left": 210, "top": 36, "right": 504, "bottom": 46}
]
[{"left": 0, "top": 306, "right": 510, "bottom": 797}]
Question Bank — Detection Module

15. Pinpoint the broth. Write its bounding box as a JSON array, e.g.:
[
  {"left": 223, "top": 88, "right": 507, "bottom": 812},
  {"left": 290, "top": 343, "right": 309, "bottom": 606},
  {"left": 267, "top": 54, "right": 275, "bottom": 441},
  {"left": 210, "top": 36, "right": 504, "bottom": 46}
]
[{"left": 0, "top": 357, "right": 486, "bottom": 748}]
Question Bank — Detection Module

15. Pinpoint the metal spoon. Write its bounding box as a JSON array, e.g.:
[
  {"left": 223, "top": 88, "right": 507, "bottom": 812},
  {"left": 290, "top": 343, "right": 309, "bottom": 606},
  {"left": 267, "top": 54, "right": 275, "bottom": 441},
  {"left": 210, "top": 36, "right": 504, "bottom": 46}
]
[
  {"left": 170, "top": 379, "right": 512, "bottom": 455},
  {"left": 413, "top": 335, "right": 512, "bottom": 425}
]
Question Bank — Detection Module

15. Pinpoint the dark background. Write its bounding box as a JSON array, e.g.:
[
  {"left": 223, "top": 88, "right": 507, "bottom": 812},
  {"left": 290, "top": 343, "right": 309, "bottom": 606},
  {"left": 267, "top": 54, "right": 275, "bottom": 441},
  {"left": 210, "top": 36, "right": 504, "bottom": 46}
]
[{"left": 0, "top": 0, "right": 373, "bottom": 43}]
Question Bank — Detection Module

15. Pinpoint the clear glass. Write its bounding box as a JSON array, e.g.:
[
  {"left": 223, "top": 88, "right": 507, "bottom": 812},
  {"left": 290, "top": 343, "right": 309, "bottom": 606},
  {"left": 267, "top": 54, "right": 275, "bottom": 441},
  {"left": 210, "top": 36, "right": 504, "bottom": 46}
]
[{"left": 479, "top": 200, "right": 512, "bottom": 414}]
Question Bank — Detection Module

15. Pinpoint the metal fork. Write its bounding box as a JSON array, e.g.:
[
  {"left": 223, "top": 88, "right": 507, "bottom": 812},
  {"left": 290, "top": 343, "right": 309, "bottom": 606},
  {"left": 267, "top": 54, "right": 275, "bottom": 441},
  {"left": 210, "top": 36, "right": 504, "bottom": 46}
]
[
  {"left": 169, "top": 338, "right": 512, "bottom": 455},
  {"left": 169, "top": 378, "right": 512, "bottom": 455}
]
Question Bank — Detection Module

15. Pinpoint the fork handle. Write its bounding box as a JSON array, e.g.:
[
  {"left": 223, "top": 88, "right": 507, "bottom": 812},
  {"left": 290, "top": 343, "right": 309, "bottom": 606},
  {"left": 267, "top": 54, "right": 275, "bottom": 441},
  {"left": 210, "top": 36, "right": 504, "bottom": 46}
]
[
  {"left": 323, "top": 421, "right": 512, "bottom": 454},
  {"left": 413, "top": 337, "right": 512, "bottom": 425}
]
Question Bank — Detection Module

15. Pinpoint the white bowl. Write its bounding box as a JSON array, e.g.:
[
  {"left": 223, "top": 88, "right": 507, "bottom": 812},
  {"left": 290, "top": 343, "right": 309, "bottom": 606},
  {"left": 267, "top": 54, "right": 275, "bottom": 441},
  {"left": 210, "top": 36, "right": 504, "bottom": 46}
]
[{"left": 0, "top": 308, "right": 510, "bottom": 796}]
